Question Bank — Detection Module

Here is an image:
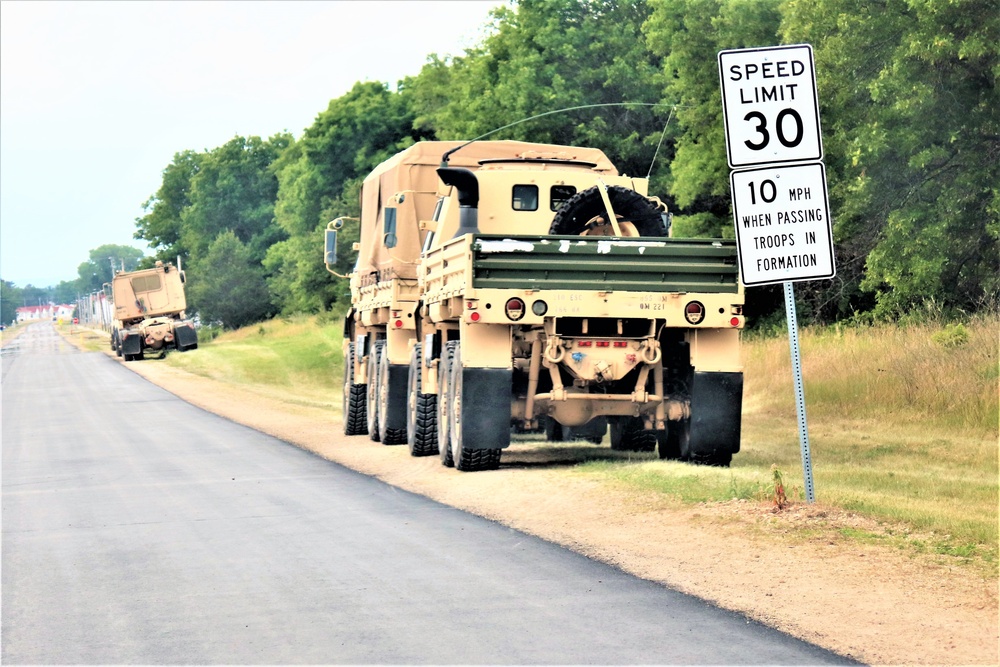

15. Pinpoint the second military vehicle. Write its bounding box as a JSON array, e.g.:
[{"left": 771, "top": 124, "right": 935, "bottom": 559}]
[{"left": 110, "top": 260, "right": 198, "bottom": 361}]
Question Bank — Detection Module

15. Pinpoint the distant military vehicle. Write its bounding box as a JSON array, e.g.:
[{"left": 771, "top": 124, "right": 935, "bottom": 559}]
[{"left": 110, "top": 260, "right": 198, "bottom": 361}]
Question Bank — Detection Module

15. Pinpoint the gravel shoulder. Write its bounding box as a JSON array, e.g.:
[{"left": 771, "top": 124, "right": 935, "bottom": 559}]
[{"left": 89, "top": 338, "right": 998, "bottom": 666}]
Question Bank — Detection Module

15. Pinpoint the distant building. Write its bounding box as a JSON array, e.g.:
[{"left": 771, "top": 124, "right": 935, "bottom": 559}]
[{"left": 15, "top": 304, "right": 75, "bottom": 323}]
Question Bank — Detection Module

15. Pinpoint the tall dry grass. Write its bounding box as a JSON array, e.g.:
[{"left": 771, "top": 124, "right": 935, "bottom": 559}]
[{"left": 739, "top": 314, "right": 998, "bottom": 562}]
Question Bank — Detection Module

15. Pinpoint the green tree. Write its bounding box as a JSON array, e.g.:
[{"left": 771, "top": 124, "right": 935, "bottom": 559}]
[
  {"left": 644, "top": 0, "right": 782, "bottom": 237},
  {"left": 187, "top": 230, "right": 274, "bottom": 328},
  {"left": 76, "top": 243, "right": 145, "bottom": 293},
  {"left": 269, "top": 82, "right": 425, "bottom": 313},
  {"left": 52, "top": 280, "right": 81, "bottom": 305},
  {"left": 180, "top": 134, "right": 292, "bottom": 266},
  {"left": 134, "top": 150, "right": 202, "bottom": 263},
  {"left": 0, "top": 280, "right": 23, "bottom": 325},
  {"left": 781, "top": 0, "right": 1000, "bottom": 318},
  {"left": 412, "top": 0, "right": 667, "bottom": 181}
]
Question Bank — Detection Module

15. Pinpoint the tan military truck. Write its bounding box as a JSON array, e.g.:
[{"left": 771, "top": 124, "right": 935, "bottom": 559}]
[
  {"left": 327, "top": 140, "right": 583, "bottom": 444},
  {"left": 327, "top": 140, "right": 744, "bottom": 471},
  {"left": 110, "top": 260, "right": 198, "bottom": 361}
]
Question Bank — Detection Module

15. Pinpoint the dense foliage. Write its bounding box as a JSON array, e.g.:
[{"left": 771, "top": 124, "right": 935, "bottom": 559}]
[{"left": 9, "top": 0, "right": 993, "bottom": 329}]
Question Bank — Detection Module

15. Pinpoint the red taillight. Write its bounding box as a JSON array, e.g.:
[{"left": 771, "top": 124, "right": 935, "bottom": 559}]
[
  {"left": 730, "top": 317, "right": 741, "bottom": 327},
  {"left": 469, "top": 311, "right": 481, "bottom": 322},
  {"left": 394, "top": 319, "right": 404, "bottom": 328},
  {"left": 504, "top": 298, "right": 525, "bottom": 321},
  {"left": 577, "top": 341, "right": 592, "bottom": 347},
  {"left": 613, "top": 341, "right": 627, "bottom": 348},
  {"left": 596, "top": 341, "right": 610, "bottom": 348},
  {"left": 684, "top": 301, "right": 705, "bottom": 325}
]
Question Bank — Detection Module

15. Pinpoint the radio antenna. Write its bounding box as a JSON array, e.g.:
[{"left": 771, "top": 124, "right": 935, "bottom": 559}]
[{"left": 439, "top": 102, "right": 678, "bottom": 167}]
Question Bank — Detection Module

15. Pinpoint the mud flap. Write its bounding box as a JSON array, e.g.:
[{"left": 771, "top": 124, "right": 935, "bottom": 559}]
[
  {"left": 688, "top": 371, "right": 743, "bottom": 457},
  {"left": 121, "top": 333, "right": 142, "bottom": 357},
  {"left": 174, "top": 325, "right": 198, "bottom": 351},
  {"left": 382, "top": 363, "right": 410, "bottom": 434},
  {"left": 460, "top": 368, "right": 512, "bottom": 450}
]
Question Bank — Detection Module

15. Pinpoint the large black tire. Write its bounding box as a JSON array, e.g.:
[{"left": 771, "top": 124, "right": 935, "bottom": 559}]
[
  {"left": 549, "top": 185, "right": 666, "bottom": 237},
  {"left": 343, "top": 343, "right": 368, "bottom": 436},
  {"left": 609, "top": 416, "right": 657, "bottom": 452},
  {"left": 367, "top": 341, "right": 384, "bottom": 442},
  {"left": 657, "top": 421, "right": 683, "bottom": 461},
  {"left": 449, "top": 343, "right": 502, "bottom": 472},
  {"left": 407, "top": 344, "right": 439, "bottom": 457},
  {"left": 378, "top": 346, "right": 407, "bottom": 445},
  {"left": 573, "top": 416, "right": 608, "bottom": 444},
  {"left": 544, "top": 416, "right": 571, "bottom": 442},
  {"left": 438, "top": 342, "right": 457, "bottom": 467},
  {"left": 675, "top": 416, "right": 732, "bottom": 466}
]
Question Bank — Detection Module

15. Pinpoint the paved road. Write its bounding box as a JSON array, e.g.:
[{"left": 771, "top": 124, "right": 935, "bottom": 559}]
[{"left": 2, "top": 323, "right": 854, "bottom": 665}]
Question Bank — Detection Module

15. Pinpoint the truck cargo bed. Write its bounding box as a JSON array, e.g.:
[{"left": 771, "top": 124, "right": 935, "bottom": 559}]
[{"left": 470, "top": 235, "right": 739, "bottom": 294}]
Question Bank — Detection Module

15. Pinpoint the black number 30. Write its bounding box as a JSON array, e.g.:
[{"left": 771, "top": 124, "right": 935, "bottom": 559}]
[{"left": 743, "top": 108, "right": 804, "bottom": 151}]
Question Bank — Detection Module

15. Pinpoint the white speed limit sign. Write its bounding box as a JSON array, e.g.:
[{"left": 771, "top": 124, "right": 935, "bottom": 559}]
[{"left": 718, "top": 44, "right": 823, "bottom": 168}]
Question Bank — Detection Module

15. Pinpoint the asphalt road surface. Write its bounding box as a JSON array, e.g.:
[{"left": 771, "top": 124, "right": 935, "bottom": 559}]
[{"left": 2, "top": 323, "right": 854, "bottom": 665}]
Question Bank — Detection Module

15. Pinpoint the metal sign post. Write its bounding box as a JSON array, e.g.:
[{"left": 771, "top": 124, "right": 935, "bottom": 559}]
[
  {"left": 719, "top": 43, "right": 832, "bottom": 503},
  {"left": 783, "top": 282, "right": 816, "bottom": 502}
]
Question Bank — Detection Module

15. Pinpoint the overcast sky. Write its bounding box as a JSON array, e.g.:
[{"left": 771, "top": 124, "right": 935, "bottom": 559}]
[{"left": 0, "top": 0, "right": 501, "bottom": 289}]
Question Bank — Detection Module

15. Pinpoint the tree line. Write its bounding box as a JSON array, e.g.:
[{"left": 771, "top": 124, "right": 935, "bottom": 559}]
[{"left": 6, "top": 0, "right": 994, "bottom": 329}]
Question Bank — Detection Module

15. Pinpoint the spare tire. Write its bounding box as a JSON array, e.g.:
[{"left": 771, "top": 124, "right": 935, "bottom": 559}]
[{"left": 550, "top": 185, "right": 666, "bottom": 237}]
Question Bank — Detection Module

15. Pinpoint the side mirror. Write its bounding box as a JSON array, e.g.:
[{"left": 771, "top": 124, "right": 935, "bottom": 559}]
[
  {"left": 325, "top": 228, "right": 338, "bottom": 266},
  {"left": 662, "top": 212, "right": 673, "bottom": 237},
  {"left": 383, "top": 207, "right": 398, "bottom": 249}
]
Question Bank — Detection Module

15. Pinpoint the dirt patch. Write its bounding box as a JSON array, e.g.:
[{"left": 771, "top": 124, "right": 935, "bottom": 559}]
[{"left": 106, "top": 348, "right": 997, "bottom": 666}]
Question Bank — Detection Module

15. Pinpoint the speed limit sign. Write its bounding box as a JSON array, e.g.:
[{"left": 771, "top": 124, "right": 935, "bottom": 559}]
[{"left": 719, "top": 44, "right": 823, "bottom": 168}]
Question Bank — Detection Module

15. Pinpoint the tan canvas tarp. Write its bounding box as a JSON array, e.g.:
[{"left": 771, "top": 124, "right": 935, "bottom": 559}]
[{"left": 356, "top": 140, "right": 617, "bottom": 279}]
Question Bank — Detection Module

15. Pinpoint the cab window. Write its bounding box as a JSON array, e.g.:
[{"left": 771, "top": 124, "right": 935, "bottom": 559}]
[
  {"left": 550, "top": 185, "right": 577, "bottom": 211},
  {"left": 130, "top": 275, "right": 161, "bottom": 293},
  {"left": 512, "top": 185, "right": 538, "bottom": 211}
]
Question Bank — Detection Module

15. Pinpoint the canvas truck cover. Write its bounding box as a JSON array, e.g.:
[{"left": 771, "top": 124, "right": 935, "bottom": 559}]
[{"left": 355, "top": 140, "right": 618, "bottom": 281}]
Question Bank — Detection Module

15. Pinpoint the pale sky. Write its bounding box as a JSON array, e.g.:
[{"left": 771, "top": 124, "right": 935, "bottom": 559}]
[{"left": 0, "top": 0, "right": 502, "bottom": 288}]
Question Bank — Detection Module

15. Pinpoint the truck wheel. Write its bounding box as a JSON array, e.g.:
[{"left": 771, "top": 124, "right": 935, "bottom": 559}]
[
  {"left": 378, "top": 348, "right": 407, "bottom": 445},
  {"left": 609, "top": 416, "right": 657, "bottom": 452},
  {"left": 544, "top": 416, "right": 570, "bottom": 442},
  {"left": 438, "top": 342, "right": 457, "bottom": 467},
  {"left": 343, "top": 343, "right": 368, "bottom": 436},
  {"left": 549, "top": 185, "right": 666, "bottom": 237},
  {"left": 657, "top": 419, "right": 684, "bottom": 460},
  {"left": 676, "top": 417, "right": 732, "bottom": 466},
  {"left": 367, "top": 341, "right": 384, "bottom": 441},
  {"left": 449, "top": 343, "right": 502, "bottom": 472},
  {"left": 407, "top": 344, "right": 439, "bottom": 457}
]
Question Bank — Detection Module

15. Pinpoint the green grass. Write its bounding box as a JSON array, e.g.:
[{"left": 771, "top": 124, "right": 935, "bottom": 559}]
[
  {"left": 163, "top": 314, "right": 345, "bottom": 408},
  {"left": 575, "top": 314, "right": 999, "bottom": 571},
  {"left": 162, "top": 312, "right": 999, "bottom": 572}
]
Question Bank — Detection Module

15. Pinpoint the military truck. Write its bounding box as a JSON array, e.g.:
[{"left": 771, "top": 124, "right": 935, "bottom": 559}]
[
  {"left": 327, "top": 141, "right": 744, "bottom": 471},
  {"left": 110, "top": 260, "right": 198, "bottom": 361}
]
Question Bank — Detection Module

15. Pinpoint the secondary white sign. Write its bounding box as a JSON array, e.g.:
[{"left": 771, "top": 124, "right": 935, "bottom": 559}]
[
  {"left": 719, "top": 44, "right": 823, "bottom": 168},
  {"left": 730, "top": 162, "right": 835, "bottom": 286}
]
